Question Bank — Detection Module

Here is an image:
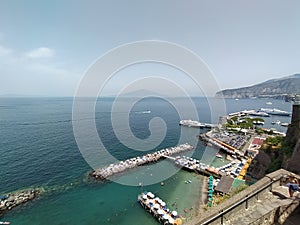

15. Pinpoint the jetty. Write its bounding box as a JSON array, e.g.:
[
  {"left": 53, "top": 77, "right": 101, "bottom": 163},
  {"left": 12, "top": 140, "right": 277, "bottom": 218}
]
[
  {"left": 0, "top": 189, "right": 40, "bottom": 215},
  {"left": 179, "top": 119, "right": 217, "bottom": 129},
  {"left": 91, "top": 143, "right": 194, "bottom": 180},
  {"left": 138, "top": 191, "right": 182, "bottom": 225},
  {"left": 162, "top": 155, "right": 221, "bottom": 178}
]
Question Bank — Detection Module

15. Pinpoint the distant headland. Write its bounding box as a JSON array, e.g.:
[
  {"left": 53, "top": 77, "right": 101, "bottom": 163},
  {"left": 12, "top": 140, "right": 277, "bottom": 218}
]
[{"left": 215, "top": 74, "right": 300, "bottom": 100}]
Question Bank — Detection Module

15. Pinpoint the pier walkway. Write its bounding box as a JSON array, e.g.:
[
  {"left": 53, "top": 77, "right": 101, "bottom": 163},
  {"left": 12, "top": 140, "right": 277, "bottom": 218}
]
[{"left": 91, "top": 144, "right": 194, "bottom": 180}]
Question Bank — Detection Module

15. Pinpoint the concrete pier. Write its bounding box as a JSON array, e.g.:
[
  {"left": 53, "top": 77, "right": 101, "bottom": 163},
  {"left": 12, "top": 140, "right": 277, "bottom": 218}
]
[{"left": 91, "top": 143, "right": 194, "bottom": 180}]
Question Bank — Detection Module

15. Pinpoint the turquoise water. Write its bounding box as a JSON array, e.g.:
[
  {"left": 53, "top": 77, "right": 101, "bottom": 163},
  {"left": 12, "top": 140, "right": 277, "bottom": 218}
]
[{"left": 0, "top": 97, "right": 292, "bottom": 224}]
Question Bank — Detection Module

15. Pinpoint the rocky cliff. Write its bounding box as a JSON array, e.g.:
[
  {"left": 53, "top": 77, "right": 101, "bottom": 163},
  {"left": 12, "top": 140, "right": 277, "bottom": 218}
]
[
  {"left": 283, "top": 103, "right": 300, "bottom": 174},
  {"left": 215, "top": 74, "right": 300, "bottom": 99},
  {"left": 248, "top": 102, "right": 300, "bottom": 178}
]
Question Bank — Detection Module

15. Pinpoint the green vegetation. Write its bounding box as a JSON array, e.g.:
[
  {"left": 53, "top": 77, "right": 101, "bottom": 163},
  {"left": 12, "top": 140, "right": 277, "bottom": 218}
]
[
  {"left": 225, "top": 116, "right": 265, "bottom": 130},
  {"left": 212, "top": 184, "right": 249, "bottom": 206},
  {"left": 260, "top": 136, "right": 295, "bottom": 173}
]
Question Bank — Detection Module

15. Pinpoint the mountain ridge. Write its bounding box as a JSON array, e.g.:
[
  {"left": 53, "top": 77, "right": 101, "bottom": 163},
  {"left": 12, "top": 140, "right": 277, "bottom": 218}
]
[{"left": 216, "top": 74, "right": 300, "bottom": 99}]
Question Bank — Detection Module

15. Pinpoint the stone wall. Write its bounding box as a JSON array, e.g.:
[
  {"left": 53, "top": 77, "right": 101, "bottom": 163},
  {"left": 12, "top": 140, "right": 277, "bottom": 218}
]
[{"left": 186, "top": 169, "right": 298, "bottom": 225}]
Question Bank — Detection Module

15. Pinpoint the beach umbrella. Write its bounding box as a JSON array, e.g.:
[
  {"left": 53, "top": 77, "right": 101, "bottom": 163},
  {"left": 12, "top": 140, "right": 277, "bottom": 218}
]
[
  {"left": 163, "top": 214, "right": 170, "bottom": 220},
  {"left": 161, "top": 201, "right": 166, "bottom": 207},
  {"left": 157, "top": 209, "right": 164, "bottom": 215},
  {"left": 147, "top": 192, "right": 155, "bottom": 198},
  {"left": 154, "top": 204, "right": 160, "bottom": 210},
  {"left": 172, "top": 211, "right": 178, "bottom": 217},
  {"left": 168, "top": 217, "right": 175, "bottom": 224},
  {"left": 208, "top": 197, "right": 213, "bottom": 202},
  {"left": 208, "top": 193, "right": 213, "bottom": 197},
  {"left": 142, "top": 195, "right": 147, "bottom": 200}
]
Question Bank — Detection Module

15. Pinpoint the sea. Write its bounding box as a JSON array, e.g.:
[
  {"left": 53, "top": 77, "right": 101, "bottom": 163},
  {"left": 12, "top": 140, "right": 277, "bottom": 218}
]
[{"left": 0, "top": 97, "right": 292, "bottom": 225}]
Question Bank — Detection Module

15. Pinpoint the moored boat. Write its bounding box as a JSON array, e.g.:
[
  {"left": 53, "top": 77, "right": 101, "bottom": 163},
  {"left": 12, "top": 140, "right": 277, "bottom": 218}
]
[
  {"left": 280, "top": 122, "right": 289, "bottom": 127},
  {"left": 216, "top": 153, "right": 222, "bottom": 158},
  {"left": 259, "top": 108, "right": 291, "bottom": 116}
]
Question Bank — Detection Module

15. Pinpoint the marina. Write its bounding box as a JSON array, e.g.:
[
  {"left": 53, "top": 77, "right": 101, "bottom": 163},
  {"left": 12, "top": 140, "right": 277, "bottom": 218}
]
[{"left": 91, "top": 144, "right": 194, "bottom": 180}]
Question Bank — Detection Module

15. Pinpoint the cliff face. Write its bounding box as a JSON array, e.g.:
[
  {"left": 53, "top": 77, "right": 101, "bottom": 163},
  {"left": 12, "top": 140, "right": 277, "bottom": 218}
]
[
  {"left": 248, "top": 150, "right": 271, "bottom": 179},
  {"left": 248, "top": 102, "right": 300, "bottom": 178},
  {"left": 215, "top": 74, "right": 300, "bottom": 99},
  {"left": 283, "top": 104, "right": 300, "bottom": 174}
]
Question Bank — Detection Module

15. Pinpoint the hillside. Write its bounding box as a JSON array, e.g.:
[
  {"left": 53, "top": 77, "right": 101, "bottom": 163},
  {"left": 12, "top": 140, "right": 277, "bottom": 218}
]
[{"left": 215, "top": 74, "right": 300, "bottom": 99}]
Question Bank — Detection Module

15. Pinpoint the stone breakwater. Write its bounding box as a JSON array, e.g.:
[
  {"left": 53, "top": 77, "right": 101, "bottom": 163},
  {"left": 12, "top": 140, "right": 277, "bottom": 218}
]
[
  {"left": 91, "top": 143, "right": 194, "bottom": 180},
  {"left": 0, "top": 189, "right": 40, "bottom": 214}
]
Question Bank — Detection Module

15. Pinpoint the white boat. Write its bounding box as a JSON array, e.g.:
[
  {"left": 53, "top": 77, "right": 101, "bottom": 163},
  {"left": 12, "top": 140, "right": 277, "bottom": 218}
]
[
  {"left": 0, "top": 222, "right": 10, "bottom": 225},
  {"left": 271, "top": 120, "right": 281, "bottom": 125},
  {"left": 253, "top": 120, "right": 264, "bottom": 125},
  {"left": 266, "top": 102, "right": 272, "bottom": 105},
  {"left": 216, "top": 153, "right": 223, "bottom": 158},
  {"left": 249, "top": 111, "right": 270, "bottom": 117},
  {"left": 260, "top": 108, "right": 291, "bottom": 116},
  {"left": 281, "top": 122, "right": 289, "bottom": 127}
]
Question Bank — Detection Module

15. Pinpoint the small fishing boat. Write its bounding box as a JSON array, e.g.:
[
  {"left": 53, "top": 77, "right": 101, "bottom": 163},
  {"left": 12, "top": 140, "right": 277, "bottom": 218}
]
[
  {"left": 280, "top": 122, "right": 289, "bottom": 127},
  {"left": 271, "top": 120, "right": 281, "bottom": 125},
  {"left": 0, "top": 222, "right": 10, "bottom": 225},
  {"left": 216, "top": 153, "right": 222, "bottom": 158}
]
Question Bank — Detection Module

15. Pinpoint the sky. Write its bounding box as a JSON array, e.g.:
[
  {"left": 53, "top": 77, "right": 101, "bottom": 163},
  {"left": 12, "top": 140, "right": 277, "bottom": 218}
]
[{"left": 0, "top": 0, "right": 300, "bottom": 97}]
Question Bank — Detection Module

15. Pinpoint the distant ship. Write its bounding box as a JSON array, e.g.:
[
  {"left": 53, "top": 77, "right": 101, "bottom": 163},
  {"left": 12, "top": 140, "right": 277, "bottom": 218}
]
[
  {"left": 259, "top": 108, "right": 291, "bottom": 116},
  {"left": 249, "top": 111, "right": 270, "bottom": 117}
]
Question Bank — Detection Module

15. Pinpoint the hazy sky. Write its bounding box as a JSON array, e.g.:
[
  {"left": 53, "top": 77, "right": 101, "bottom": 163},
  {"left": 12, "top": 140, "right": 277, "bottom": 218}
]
[{"left": 0, "top": 0, "right": 300, "bottom": 97}]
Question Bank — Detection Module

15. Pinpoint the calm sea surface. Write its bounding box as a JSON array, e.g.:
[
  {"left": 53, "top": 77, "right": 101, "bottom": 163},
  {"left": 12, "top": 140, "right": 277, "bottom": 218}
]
[{"left": 0, "top": 97, "right": 292, "bottom": 224}]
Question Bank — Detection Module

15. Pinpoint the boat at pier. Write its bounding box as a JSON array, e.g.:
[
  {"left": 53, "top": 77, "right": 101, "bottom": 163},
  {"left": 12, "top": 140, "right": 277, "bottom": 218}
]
[
  {"left": 179, "top": 119, "right": 217, "bottom": 129},
  {"left": 248, "top": 110, "right": 270, "bottom": 117},
  {"left": 138, "top": 192, "right": 182, "bottom": 225},
  {"left": 259, "top": 108, "right": 291, "bottom": 116}
]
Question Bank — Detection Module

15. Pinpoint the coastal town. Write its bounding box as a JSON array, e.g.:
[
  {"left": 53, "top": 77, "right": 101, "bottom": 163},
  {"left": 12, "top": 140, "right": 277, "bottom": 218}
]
[
  {"left": 0, "top": 103, "right": 295, "bottom": 225},
  {"left": 89, "top": 105, "right": 295, "bottom": 224}
]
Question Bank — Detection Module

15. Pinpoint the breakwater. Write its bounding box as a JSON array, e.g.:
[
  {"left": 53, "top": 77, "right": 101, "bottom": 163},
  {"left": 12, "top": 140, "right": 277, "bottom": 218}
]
[
  {"left": 0, "top": 189, "right": 40, "bottom": 214},
  {"left": 91, "top": 143, "right": 194, "bottom": 180}
]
